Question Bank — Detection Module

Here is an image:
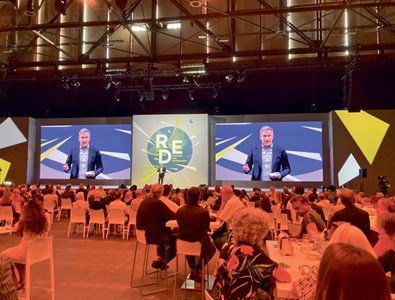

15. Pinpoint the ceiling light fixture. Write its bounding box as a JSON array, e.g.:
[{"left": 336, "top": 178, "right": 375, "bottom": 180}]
[
  {"left": 138, "top": 90, "right": 144, "bottom": 102},
  {"left": 24, "top": 0, "right": 36, "bottom": 17},
  {"left": 213, "top": 83, "right": 221, "bottom": 99},
  {"left": 188, "top": 88, "right": 195, "bottom": 101},
  {"left": 225, "top": 74, "right": 234, "bottom": 83},
  {"left": 183, "top": 76, "right": 189, "bottom": 83},
  {"left": 192, "top": 75, "right": 201, "bottom": 87},
  {"left": 60, "top": 76, "right": 70, "bottom": 90},
  {"left": 237, "top": 69, "right": 246, "bottom": 83},
  {"left": 189, "top": 1, "right": 202, "bottom": 8},
  {"left": 161, "top": 87, "right": 169, "bottom": 100}
]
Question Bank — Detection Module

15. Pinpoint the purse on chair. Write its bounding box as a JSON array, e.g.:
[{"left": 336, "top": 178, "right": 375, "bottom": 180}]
[{"left": 292, "top": 264, "right": 318, "bottom": 300}]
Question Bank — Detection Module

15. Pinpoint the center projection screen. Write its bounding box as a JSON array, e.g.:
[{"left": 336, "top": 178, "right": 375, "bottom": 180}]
[{"left": 211, "top": 114, "right": 330, "bottom": 189}]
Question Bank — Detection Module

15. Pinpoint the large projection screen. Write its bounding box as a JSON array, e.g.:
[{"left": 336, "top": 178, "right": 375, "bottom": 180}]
[
  {"left": 35, "top": 117, "right": 132, "bottom": 186},
  {"left": 132, "top": 114, "right": 209, "bottom": 188},
  {"left": 211, "top": 114, "right": 330, "bottom": 189}
]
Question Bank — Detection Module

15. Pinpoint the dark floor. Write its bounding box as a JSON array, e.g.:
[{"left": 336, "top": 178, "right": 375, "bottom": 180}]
[{"left": 0, "top": 217, "right": 220, "bottom": 300}]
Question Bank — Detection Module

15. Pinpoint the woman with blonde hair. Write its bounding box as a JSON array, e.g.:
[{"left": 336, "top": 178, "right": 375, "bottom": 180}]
[
  {"left": 315, "top": 243, "right": 390, "bottom": 300},
  {"left": 328, "top": 222, "right": 376, "bottom": 257},
  {"left": 215, "top": 207, "right": 290, "bottom": 299}
]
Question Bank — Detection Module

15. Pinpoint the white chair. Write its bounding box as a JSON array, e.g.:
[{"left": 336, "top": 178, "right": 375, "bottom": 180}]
[
  {"left": 67, "top": 208, "right": 87, "bottom": 238},
  {"left": 174, "top": 239, "right": 208, "bottom": 300},
  {"left": 130, "top": 229, "right": 168, "bottom": 295},
  {"left": 125, "top": 208, "right": 137, "bottom": 239},
  {"left": 23, "top": 236, "right": 55, "bottom": 300},
  {"left": 106, "top": 209, "right": 126, "bottom": 239},
  {"left": 57, "top": 198, "right": 72, "bottom": 221},
  {"left": 0, "top": 206, "right": 13, "bottom": 227},
  {"left": 267, "top": 212, "right": 277, "bottom": 240},
  {"left": 86, "top": 209, "right": 106, "bottom": 239},
  {"left": 43, "top": 199, "right": 60, "bottom": 223}
]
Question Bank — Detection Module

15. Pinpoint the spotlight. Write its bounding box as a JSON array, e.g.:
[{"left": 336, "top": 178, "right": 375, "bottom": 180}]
[
  {"left": 188, "top": 88, "right": 195, "bottom": 101},
  {"left": 213, "top": 83, "right": 221, "bottom": 99},
  {"left": 113, "top": 80, "right": 121, "bottom": 88},
  {"left": 225, "top": 74, "right": 234, "bottom": 83},
  {"left": 183, "top": 76, "right": 189, "bottom": 83},
  {"left": 55, "top": 0, "right": 67, "bottom": 16},
  {"left": 192, "top": 75, "right": 201, "bottom": 87},
  {"left": 237, "top": 69, "right": 246, "bottom": 83},
  {"left": 69, "top": 75, "right": 80, "bottom": 89},
  {"left": 60, "top": 76, "right": 70, "bottom": 90},
  {"left": 161, "top": 87, "right": 169, "bottom": 100},
  {"left": 138, "top": 90, "right": 144, "bottom": 102},
  {"left": 114, "top": 90, "right": 120, "bottom": 101},
  {"left": 104, "top": 77, "right": 112, "bottom": 90}
]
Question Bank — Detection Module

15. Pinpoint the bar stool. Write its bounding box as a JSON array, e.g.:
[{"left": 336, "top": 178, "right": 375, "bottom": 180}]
[
  {"left": 130, "top": 229, "right": 169, "bottom": 295},
  {"left": 174, "top": 239, "right": 208, "bottom": 300}
]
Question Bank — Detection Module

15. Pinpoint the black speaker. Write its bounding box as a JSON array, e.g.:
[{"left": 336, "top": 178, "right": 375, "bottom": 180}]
[{"left": 359, "top": 168, "right": 367, "bottom": 178}]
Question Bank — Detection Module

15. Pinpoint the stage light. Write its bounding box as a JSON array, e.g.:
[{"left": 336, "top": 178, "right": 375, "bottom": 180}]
[
  {"left": 212, "top": 83, "right": 221, "bottom": 99},
  {"left": 188, "top": 88, "right": 195, "bottom": 101},
  {"left": 60, "top": 76, "right": 70, "bottom": 90},
  {"left": 114, "top": 90, "right": 120, "bottom": 101},
  {"left": 138, "top": 90, "right": 144, "bottom": 102},
  {"left": 237, "top": 69, "right": 246, "bottom": 83},
  {"left": 104, "top": 77, "right": 112, "bottom": 90},
  {"left": 192, "top": 75, "right": 201, "bottom": 87},
  {"left": 183, "top": 76, "right": 189, "bottom": 83},
  {"left": 55, "top": 0, "right": 67, "bottom": 15},
  {"left": 69, "top": 75, "right": 80, "bottom": 89},
  {"left": 161, "top": 87, "right": 169, "bottom": 100},
  {"left": 225, "top": 74, "right": 234, "bottom": 83}
]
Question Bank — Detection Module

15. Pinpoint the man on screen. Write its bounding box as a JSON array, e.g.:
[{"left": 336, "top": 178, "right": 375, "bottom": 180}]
[
  {"left": 63, "top": 128, "right": 103, "bottom": 179},
  {"left": 157, "top": 163, "right": 166, "bottom": 184},
  {"left": 242, "top": 126, "right": 291, "bottom": 181}
]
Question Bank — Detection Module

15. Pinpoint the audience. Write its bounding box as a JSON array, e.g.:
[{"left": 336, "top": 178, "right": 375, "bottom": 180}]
[
  {"left": 315, "top": 243, "right": 391, "bottom": 300},
  {"left": 215, "top": 207, "right": 291, "bottom": 299}
]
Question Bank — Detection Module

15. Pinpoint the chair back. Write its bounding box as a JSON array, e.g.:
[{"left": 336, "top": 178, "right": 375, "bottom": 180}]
[
  {"left": 108, "top": 209, "right": 125, "bottom": 224},
  {"left": 0, "top": 206, "right": 13, "bottom": 221},
  {"left": 88, "top": 209, "right": 105, "bottom": 223},
  {"left": 26, "top": 236, "right": 53, "bottom": 265},
  {"left": 61, "top": 198, "right": 72, "bottom": 209},
  {"left": 176, "top": 239, "right": 201, "bottom": 256},
  {"left": 43, "top": 199, "right": 55, "bottom": 212},
  {"left": 205, "top": 290, "right": 214, "bottom": 300},
  {"left": 135, "top": 229, "right": 147, "bottom": 245},
  {"left": 70, "top": 207, "right": 86, "bottom": 223}
]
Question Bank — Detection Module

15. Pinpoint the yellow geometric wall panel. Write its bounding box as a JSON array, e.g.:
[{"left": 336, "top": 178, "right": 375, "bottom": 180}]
[{"left": 335, "top": 110, "right": 390, "bottom": 164}]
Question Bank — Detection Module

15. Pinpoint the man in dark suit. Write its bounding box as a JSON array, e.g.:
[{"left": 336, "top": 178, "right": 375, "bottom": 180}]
[
  {"left": 243, "top": 126, "right": 291, "bottom": 181},
  {"left": 328, "top": 188, "right": 370, "bottom": 238},
  {"left": 63, "top": 128, "right": 103, "bottom": 179},
  {"left": 157, "top": 163, "right": 166, "bottom": 184}
]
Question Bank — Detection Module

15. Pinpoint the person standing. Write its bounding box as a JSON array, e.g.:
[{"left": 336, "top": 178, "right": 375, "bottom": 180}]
[
  {"left": 243, "top": 126, "right": 291, "bottom": 181},
  {"left": 63, "top": 128, "right": 103, "bottom": 179},
  {"left": 157, "top": 163, "right": 166, "bottom": 184}
]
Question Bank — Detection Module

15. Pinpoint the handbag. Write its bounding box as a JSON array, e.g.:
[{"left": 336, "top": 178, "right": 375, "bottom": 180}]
[{"left": 292, "top": 264, "right": 318, "bottom": 300}]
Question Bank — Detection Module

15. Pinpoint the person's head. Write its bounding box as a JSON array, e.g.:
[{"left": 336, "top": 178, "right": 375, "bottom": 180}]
[
  {"left": 376, "top": 197, "right": 395, "bottom": 217},
  {"left": 22, "top": 198, "right": 48, "bottom": 235},
  {"left": 163, "top": 184, "right": 172, "bottom": 198},
  {"left": 315, "top": 243, "right": 391, "bottom": 300},
  {"left": 113, "top": 189, "right": 122, "bottom": 200},
  {"left": 290, "top": 194, "right": 311, "bottom": 217},
  {"left": 337, "top": 188, "right": 355, "bottom": 206},
  {"left": 220, "top": 185, "right": 234, "bottom": 202},
  {"left": 187, "top": 187, "right": 201, "bottom": 205},
  {"left": 231, "top": 208, "right": 270, "bottom": 246},
  {"left": 293, "top": 184, "right": 305, "bottom": 195},
  {"left": 378, "top": 212, "right": 395, "bottom": 250},
  {"left": 328, "top": 223, "right": 376, "bottom": 257},
  {"left": 135, "top": 189, "right": 143, "bottom": 198},
  {"left": 78, "top": 128, "right": 90, "bottom": 149},
  {"left": 259, "top": 126, "right": 274, "bottom": 148},
  {"left": 93, "top": 190, "right": 102, "bottom": 200},
  {"left": 75, "top": 192, "right": 85, "bottom": 202},
  {"left": 150, "top": 184, "right": 164, "bottom": 199}
]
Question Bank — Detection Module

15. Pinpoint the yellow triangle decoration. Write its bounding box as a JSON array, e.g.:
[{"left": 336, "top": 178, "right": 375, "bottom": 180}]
[{"left": 335, "top": 110, "right": 390, "bottom": 164}]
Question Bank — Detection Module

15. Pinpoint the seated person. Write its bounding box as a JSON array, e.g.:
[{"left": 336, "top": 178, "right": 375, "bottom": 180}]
[
  {"left": 214, "top": 207, "right": 291, "bottom": 299},
  {"left": 176, "top": 187, "right": 216, "bottom": 281},
  {"left": 316, "top": 243, "right": 390, "bottom": 300},
  {"left": 377, "top": 212, "right": 395, "bottom": 293},
  {"left": 136, "top": 183, "right": 176, "bottom": 270}
]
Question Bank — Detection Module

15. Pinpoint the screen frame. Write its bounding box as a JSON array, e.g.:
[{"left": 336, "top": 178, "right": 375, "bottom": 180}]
[
  {"left": 34, "top": 117, "right": 132, "bottom": 187},
  {"left": 209, "top": 113, "right": 331, "bottom": 189}
]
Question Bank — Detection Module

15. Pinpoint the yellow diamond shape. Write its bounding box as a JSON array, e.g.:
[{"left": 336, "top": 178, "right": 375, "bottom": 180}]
[{"left": 335, "top": 110, "right": 390, "bottom": 164}]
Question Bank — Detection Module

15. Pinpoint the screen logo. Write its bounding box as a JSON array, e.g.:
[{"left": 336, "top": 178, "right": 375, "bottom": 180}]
[{"left": 147, "top": 126, "right": 192, "bottom": 172}]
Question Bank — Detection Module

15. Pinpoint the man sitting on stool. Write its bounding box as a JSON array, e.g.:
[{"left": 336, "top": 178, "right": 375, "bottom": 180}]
[{"left": 136, "top": 183, "right": 176, "bottom": 270}]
